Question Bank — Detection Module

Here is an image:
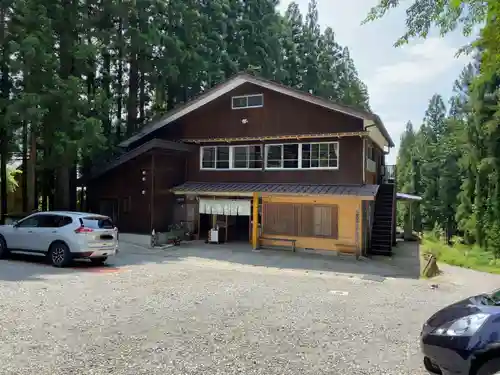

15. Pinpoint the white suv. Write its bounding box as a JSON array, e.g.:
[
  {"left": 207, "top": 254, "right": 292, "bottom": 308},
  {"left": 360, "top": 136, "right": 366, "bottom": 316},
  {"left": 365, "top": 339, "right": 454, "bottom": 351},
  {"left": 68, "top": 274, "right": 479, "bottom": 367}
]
[{"left": 0, "top": 211, "right": 119, "bottom": 267}]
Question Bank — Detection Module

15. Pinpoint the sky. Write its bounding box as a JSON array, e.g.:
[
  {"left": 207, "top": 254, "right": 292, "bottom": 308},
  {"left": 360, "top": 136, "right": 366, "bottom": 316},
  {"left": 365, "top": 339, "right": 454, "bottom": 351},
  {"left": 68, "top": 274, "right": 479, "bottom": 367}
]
[{"left": 277, "top": 0, "right": 476, "bottom": 164}]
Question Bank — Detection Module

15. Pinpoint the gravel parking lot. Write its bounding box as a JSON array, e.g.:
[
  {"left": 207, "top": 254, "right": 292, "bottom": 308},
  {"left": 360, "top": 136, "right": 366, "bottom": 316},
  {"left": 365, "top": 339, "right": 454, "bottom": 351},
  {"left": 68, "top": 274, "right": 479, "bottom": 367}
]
[{"left": 1, "top": 242, "right": 498, "bottom": 375}]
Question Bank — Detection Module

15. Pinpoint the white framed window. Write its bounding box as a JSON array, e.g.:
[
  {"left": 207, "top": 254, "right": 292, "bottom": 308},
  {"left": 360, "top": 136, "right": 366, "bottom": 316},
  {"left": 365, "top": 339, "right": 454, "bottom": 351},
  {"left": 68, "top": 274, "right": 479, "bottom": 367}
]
[
  {"left": 201, "top": 142, "right": 339, "bottom": 171},
  {"left": 231, "top": 94, "right": 264, "bottom": 109},
  {"left": 200, "top": 145, "right": 263, "bottom": 170},
  {"left": 265, "top": 141, "right": 339, "bottom": 170},
  {"left": 200, "top": 146, "right": 230, "bottom": 169},
  {"left": 265, "top": 144, "right": 300, "bottom": 169},
  {"left": 302, "top": 142, "right": 339, "bottom": 169},
  {"left": 201, "top": 146, "right": 216, "bottom": 169},
  {"left": 232, "top": 145, "right": 263, "bottom": 169}
]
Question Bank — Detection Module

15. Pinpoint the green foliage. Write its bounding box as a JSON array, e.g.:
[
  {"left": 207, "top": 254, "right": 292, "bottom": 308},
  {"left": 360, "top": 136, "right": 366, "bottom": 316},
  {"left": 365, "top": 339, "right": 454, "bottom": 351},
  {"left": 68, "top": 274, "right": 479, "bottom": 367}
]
[
  {"left": 0, "top": 0, "right": 373, "bottom": 212},
  {"left": 377, "top": 0, "right": 500, "bottom": 264},
  {"left": 422, "top": 235, "right": 500, "bottom": 274},
  {"left": 486, "top": 221, "right": 500, "bottom": 259},
  {"left": 363, "top": 0, "right": 487, "bottom": 47},
  {"left": 6, "top": 166, "right": 21, "bottom": 193}
]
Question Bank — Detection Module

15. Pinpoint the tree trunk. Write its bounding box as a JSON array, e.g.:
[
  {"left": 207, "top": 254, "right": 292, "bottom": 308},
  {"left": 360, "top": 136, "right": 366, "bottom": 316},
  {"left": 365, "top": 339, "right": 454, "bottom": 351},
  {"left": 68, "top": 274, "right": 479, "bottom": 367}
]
[
  {"left": 139, "top": 70, "right": 146, "bottom": 122},
  {"left": 69, "top": 166, "right": 77, "bottom": 211},
  {"left": 54, "top": 0, "right": 76, "bottom": 209},
  {"left": 0, "top": 4, "right": 9, "bottom": 224},
  {"left": 54, "top": 166, "right": 70, "bottom": 210},
  {"left": 103, "top": 50, "right": 111, "bottom": 142},
  {"left": 115, "top": 10, "right": 124, "bottom": 142},
  {"left": 126, "top": 31, "right": 139, "bottom": 137},
  {"left": 21, "top": 121, "right": 28, "bottom": 213},
  {"left": 27, "top": 127, "right": 37, "bottom": 211}
]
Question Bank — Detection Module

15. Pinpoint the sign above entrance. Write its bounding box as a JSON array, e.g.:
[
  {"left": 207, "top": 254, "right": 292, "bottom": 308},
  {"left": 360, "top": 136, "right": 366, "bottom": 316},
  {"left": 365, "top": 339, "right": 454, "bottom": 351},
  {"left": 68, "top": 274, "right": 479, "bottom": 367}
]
[{"left": 199, "top": 198, "right": 251, "bottom": 216}]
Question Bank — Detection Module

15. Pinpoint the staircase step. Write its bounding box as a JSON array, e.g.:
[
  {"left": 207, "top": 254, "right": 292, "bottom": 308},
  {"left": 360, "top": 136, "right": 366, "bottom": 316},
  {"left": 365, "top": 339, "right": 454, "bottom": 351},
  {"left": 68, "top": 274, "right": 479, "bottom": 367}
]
[
  {"left": 372, "top": 241, "right": 392, "bottom": 249},
  {"left": 370, "top": 250, "right": 392, "bottom": 256},
  {"left": 371, "top": 244, "right": 392, "bottom": 251},
  {"left": 373, "top": 222, "right": 392, "bottom": 227},
  {"left": 372, "top": 229, "right": 391, "bottom": 233},
  {"left": 372, "top": 241, "right": 391, "bottom": 246},
  {"left": 371, "top": 244, "right": 392, "bottom": 250},
  {"left": 373, "top": 220, "right": 392, "bottom": 224},
  {"left": 370, "top": 183, "right": 396, "bottom": 257}
]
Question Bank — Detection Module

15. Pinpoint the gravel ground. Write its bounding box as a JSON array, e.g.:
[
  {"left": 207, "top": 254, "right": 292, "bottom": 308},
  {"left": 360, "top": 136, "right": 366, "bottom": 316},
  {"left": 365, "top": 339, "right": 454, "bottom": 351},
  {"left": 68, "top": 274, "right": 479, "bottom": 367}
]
[{"left": 1, "top": 242, "right": 498, "bottom": 375}]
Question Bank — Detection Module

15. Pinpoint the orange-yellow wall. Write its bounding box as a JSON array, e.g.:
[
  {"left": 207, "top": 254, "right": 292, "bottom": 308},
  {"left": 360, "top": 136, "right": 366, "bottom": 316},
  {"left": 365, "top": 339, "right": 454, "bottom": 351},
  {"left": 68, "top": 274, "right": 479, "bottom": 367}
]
[{"left": 259, "top": 194, "right": 367, "bottom": 254}]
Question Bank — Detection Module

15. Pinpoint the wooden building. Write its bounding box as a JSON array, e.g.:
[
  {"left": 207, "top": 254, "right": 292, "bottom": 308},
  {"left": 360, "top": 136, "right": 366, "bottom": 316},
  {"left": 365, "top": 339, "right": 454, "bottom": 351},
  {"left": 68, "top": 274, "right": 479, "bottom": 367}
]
[{"left": 84, "top": 73, "right": 397, "bottom": 256}]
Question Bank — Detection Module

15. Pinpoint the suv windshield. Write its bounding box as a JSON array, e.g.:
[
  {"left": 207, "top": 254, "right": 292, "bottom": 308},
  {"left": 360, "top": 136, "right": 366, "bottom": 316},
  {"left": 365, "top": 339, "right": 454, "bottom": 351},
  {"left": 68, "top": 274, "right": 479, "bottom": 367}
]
[{"left": 80, "top": 216, "right": 114, "bottom": 229}]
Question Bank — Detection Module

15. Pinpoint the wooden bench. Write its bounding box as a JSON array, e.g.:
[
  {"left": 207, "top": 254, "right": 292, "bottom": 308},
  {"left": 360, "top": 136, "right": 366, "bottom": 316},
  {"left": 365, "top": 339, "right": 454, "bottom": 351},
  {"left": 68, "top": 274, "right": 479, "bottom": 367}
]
[{"left": 260, "top": 237, "right": 297, "bottom": 252}]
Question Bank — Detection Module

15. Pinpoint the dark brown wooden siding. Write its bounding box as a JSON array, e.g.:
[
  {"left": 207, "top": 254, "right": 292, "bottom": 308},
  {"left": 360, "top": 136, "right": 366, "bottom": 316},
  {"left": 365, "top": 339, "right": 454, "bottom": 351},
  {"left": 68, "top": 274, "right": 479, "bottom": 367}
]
[
  {"left": 86, "top": 149, "right": 187, "bottom": 234},
  {"left": 87, "top": 81, "right": 369, "bottom": 233},
  {"left": 87, "top": 153, "right": 152, "bottom": 233},
  {"left": 157, "top": 82, "right": 364, "bottom": 140},
  {"left": 187, "top": 137, "right": 363, "bottom": 184},
  {"left": 151, "top": 83, "right": 365, "bottom": 184},
  {"left": 151, "top": 152, "right": 187, "bottom": 232}
]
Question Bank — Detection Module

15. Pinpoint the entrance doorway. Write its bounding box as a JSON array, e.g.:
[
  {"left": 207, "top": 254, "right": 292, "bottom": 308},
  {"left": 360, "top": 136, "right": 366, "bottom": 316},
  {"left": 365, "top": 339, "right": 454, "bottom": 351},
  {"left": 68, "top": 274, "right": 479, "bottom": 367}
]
[
  {"left": 197, "top": 198, "right": 252, "bottom": 243},
  {"left": 228, "top": 215, "right": 250, "bottom": 242},
  {"left": 198, "top": 214, "right": 250, "bottom": 242},
  {"left": 199, "top": 213, "right": 212, "bottom": 240}
]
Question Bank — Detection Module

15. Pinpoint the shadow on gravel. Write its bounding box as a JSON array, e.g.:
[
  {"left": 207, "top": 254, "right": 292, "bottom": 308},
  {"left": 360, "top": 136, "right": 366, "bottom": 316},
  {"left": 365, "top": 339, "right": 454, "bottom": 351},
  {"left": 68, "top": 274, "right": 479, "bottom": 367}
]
[
  {"left": 0, "top": 253, "right": 128, "bottom": 282},
  {"left": 0, "top": 241, "right": 421, "bottom": 282},
  {"left": 123, "top": 240, "right": 422, "bottom": 280}
]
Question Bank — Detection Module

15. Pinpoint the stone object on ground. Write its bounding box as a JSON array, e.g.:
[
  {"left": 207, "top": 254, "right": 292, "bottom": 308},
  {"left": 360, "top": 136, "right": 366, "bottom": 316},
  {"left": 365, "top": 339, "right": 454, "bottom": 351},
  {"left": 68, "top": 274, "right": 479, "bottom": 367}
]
[{"left": 421, "top": 253, "right": 440, "bottom": 278}]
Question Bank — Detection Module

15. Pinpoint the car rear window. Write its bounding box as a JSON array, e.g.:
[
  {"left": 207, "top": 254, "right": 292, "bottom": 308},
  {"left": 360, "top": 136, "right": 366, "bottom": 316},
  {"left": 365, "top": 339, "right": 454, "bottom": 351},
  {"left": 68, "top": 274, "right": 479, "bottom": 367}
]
[
  {"left": 57, "top": 216, "right": 73, "bottom": 227},
  {"left": 80, "top": 216, "right": 114, "bottom": 229}
]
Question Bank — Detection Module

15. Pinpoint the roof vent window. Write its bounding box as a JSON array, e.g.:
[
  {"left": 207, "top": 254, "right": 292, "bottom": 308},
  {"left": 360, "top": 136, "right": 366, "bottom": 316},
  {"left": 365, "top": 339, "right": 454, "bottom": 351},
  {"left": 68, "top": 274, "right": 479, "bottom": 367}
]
[{"left": 231, "top": 94, "right": 263, "bottom": 109}]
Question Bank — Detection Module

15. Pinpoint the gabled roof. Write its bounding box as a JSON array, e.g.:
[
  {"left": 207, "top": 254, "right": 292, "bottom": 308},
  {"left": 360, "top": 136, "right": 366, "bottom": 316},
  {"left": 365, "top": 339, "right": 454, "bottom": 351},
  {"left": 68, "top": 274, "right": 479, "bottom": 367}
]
[
  {"left": 87, "top": 139, "right": 194, "bottom": 180},
  {"left": 119, "top": 73, "right": 394, "bottom": 148}
]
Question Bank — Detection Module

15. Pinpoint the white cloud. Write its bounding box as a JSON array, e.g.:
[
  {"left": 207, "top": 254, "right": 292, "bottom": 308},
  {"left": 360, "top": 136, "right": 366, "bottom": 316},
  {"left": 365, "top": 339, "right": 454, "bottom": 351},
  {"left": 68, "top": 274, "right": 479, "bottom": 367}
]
[
  {"left": 366, "top": 37, "right": 470, "bottom": 98},
  {"left": 278, "top": 1, "right": 475, "bottom": 165}
]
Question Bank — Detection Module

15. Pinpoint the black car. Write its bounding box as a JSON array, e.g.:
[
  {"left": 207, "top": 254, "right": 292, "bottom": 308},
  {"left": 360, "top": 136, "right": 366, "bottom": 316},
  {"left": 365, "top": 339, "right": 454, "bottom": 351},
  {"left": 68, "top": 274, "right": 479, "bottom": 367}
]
[{"left": 421, "top": 289, "right": 500, "bottom": 375}]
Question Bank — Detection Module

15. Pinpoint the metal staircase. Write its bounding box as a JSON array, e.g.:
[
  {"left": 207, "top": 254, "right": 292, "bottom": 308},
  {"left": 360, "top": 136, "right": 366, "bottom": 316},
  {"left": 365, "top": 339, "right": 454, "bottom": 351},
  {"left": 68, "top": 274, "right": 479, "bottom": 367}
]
[{"left": 369, "top": 165, "right": 396, "bottom": 256}]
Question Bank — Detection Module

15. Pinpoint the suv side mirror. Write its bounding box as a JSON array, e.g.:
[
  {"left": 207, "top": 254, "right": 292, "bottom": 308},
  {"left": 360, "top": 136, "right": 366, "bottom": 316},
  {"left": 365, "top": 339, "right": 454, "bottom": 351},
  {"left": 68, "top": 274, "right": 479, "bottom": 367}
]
[{"left": 12, "top": 221, "right": 18, "bottom": 227}]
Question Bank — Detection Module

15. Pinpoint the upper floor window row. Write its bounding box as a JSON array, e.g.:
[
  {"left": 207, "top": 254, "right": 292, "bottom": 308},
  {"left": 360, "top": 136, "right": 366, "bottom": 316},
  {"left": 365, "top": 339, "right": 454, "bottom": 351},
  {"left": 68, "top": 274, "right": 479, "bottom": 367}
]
[
  {"left": 200, "top": 142, "right": 339, "bottom": 171},
  {"left": 231, "top": 94, "right": 264, "bottom": 109}
]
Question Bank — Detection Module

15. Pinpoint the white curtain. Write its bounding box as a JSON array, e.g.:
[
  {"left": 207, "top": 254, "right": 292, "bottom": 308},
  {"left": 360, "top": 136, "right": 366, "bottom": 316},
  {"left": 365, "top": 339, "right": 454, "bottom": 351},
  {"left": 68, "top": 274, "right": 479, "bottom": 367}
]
[{"left": 199, "top": 199, "right": 251, "bottom": 216}]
